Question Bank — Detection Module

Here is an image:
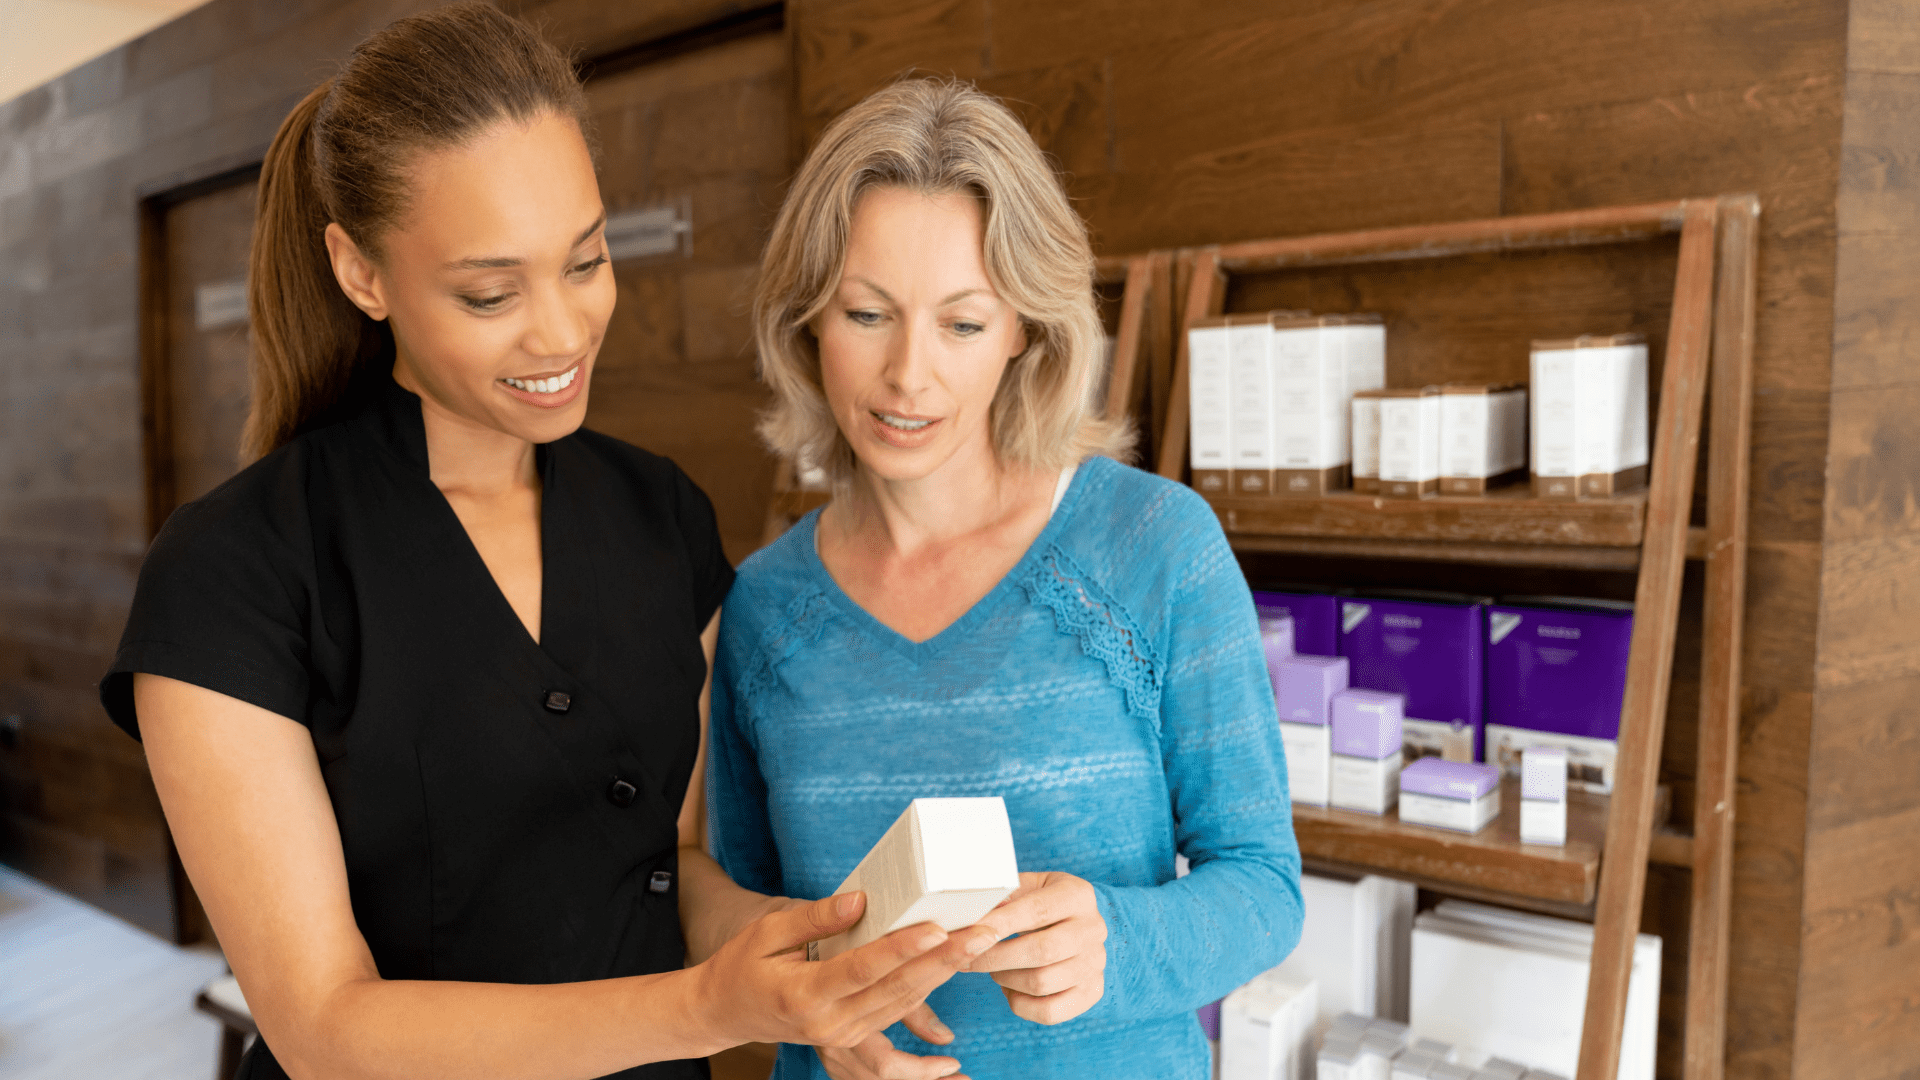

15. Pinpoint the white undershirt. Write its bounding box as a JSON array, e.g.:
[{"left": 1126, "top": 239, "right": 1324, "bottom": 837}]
[{"left": 1051, "top": 463, "right": 1079, "bottom": 517}]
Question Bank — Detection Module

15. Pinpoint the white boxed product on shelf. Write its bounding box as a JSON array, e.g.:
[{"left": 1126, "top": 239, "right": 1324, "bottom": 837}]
[
  {"left": 1528, "top": 334, "right": 1649, "bottom": 499},
  {"left": 1274, "top": 873, "right": 1418, "bottom": 1039},
  {"left": 1439, "top": 384, "right": 1529, "bottom": 495},
  {"left": 1378, "top": 388, "right": 1442, "bottom": 499},
  {"left": 1410, "top": 900, "right": 1661, "bottom": 1080},
  {"left": 1221, "top": 968, "right": 1318, "bottom": 1080},
  {"left": 1352, "top": 390, "right": 1387, "bottom": 494},
  {"left": 1187, "top": 316, "right": 1236, "bottom": 496},
  {"left": 809, "top": 797, "right": 1020, "bottom": 961},
  {"left": 1519, "top": 746, "right": 1569, "bottom": 845},
  {"left": 1269, "top": 314, "right": 1380, "bottom": 495},
  {"left": 1229, "top": 315, "right": 1279, "bottom": 496}
]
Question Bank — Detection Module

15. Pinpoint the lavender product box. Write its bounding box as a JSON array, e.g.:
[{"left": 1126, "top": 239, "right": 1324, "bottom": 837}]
[
  {"left": 1398, "top": 758, "right": 1501, "bottom": 834},
  {"left": 1252, "top": 588, "right": 1341, "bottom": 656},
  {"left": 1275, "top": 654, "right": 1347, "bottom": 807},
  {"left": 1338, "top": 591, "right": 1489, "bottom": 763},
  {"left": 1330, "top": 688, "right": 1403, "bottom": 814},
  {"left": 1485, "top": 598, "right": 1633, "bottom": 793},
  {"left": 1261, "top": 615, "right": 1296, "bottom": 674}
]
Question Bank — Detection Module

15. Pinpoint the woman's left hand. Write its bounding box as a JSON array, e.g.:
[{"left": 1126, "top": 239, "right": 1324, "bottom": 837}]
[{"left": 965, "top": 871, "right": 1107, "bottom": 1025}]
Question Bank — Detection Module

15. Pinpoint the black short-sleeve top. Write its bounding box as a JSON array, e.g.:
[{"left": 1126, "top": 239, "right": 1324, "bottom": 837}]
[{"left": 101, "top": 375, "right": 730, "bottom": 1080}]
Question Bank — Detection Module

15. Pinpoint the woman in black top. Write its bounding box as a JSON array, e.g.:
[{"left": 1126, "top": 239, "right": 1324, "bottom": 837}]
[{"left": 100, "top": 8, "right": 991, "bottom": 1080}]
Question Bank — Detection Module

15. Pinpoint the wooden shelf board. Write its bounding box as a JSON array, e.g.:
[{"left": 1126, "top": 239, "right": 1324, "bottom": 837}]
[
  {"left": 1207, "top": 486, "right": 1647, "bottom": 546},
  {"left": 1291, "top": 777, "right": 1606, "bottom": 906}
]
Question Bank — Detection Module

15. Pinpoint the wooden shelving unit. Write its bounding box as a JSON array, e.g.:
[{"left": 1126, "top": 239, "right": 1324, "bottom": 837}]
[{"left": 1148, "top": 196, "right": 1758, "bottom": 1080}]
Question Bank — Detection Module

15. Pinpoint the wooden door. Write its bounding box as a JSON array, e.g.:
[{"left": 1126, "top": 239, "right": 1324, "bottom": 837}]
[
  {"left": 580, "top": 28, "right": 792, "bottom": 566},
  {"left": 151, "top": 176, "right": 258, "bottom": 524}
]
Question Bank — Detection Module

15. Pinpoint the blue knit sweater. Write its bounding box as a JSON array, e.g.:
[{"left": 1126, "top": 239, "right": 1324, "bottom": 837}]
[{"left": 707, "top": 456, "right": 1304, "bottom": 1080}]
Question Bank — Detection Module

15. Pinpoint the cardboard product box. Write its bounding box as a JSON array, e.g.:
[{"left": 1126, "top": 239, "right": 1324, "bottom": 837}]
[
  {"left": 1330, "top": 688, "right": 1404, "bottom": 814},
  {"left": 1274, "top": 654, "right": 1349, "bottom": 807},
  {"left": 1229, "top": 314, "right": 1279, "bottom": 496},
  {"left": 808, "top": 797, "right": 1020, "bottom": 961},
  {"left": 1187, "top": 316, "right": 1235, "bottom": 496},
  {"left": 1439, "top": 383, "right": 1528, "bottom": 495},
  {"left": 1221, "top": 969, "right": 1318, "bottom": 1080},
  {"left": 1270, "top": 315, "right": 1369, "bottom": 496},
  {"left": 1378, "top": 388, "right": 1442, "bottom": 499},
  {"left": 1261, "top": 614, "right": 1296, "bottom": 673},
  {"left": 1252, "top": 587, "right": 1342, "bottom": 656},
  {"left": 1485, "top": 597, "right": 1633, "bottom": 793},
  {"left": 1339, "top": 591, "right": 1489, "bottom": 764},
  {"left": 1399, "top": 758, "right": 1502, "bottom": 834},
  {"left": 1528, "top": 334, "right": 1648, "bottom": 500},
  {"left": 1520, "top": 746, "right": 1569, "bottom": 845},
  {"left": 1352, "top": 389, "right": 1387, "bottom": 494}
]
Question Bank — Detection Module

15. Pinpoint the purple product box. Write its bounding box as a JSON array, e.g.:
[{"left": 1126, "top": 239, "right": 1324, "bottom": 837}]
[
  {"left": 1486, "top": 598, "right": 1634, "bottom": 792},
  {"left": 1338, "top": 591, "right": 1489, "bottom": 762},
  {"left": 1260, "top": 615, "right": 1295, "bottom": 674},
  {"left": 1197, "top": 999, "right": 1222, "bottom": 1041},
  {"left": 1274, "top": 654, "right": 1349, "bottom": 726},
  {"left": 1400, "top": 757, "right": 1500, "bottom": 800},
  {"left": 1252, "top": 588, "right": 1341, "bottom": 656},
  {"left": 1331, "top": 688, "right": 1404, "bottom": 759}
]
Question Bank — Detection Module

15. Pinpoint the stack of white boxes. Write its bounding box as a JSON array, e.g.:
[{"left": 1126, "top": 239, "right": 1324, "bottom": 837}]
[
  {"left": 1222, "top": 968, "right": 1320, "bottom": 1080},
  {"left": 1188, "top": 313, "right": 1386, "bottom": 498},
  {"left": 1528, "top": 334, "right": 1649, "bottom": 500},
  {"left": 1409, "top": 900, "right": 1660, "bottom": 1080},
  {"left": 1273, "top": 871, "right": 1418, "bottom": 1039},
  {"left": 1377, "top": 388, "right": 1441, "bottom": 499},
  {"left": 1438, "top": 384, "right": 1529, "bottom": 495}
]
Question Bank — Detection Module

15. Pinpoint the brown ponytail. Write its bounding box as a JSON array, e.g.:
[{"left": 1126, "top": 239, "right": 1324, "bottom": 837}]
[{"left": 243, "top": 2, "right": 588, "bottom": 459}]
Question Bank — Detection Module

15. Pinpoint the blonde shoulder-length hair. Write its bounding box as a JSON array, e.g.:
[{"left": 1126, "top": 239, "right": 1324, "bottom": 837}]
[{"left": 753, "top": 78, "right": 1132, "bottom": 485}]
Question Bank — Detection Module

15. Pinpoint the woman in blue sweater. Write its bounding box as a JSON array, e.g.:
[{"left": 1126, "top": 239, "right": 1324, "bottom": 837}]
[{"left": 706, "top": 80, "right": 1304, "bottom": 1080}]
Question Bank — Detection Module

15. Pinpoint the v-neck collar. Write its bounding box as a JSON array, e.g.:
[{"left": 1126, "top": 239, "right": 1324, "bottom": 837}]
[
  {"left": 800, "top": 459, "right": 1093, "bottom": 665},
  {"left": 354, "top": 372, "right": 561, "bottom": 657}
]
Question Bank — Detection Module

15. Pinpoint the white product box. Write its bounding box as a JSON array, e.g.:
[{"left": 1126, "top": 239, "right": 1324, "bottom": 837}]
[
  {"left": 1331, "top": 754, "right": 1401, "bottom": 815},
  {"left": 1187, "top": 316, "right": 1236, "bottom": 496},
  {"left": 1270, "top": 315, "right": 1372, "bottom": 495},
  {"left": 1393, "top": 1052, "right": 1441, "bottom": 1080},
  {"left": 1377, "top": 388, "right": 1441, "bottom": 499},
  {"left": 1519, "top": 746, "right": 1569, "bottom": 845},
  {"left": 1280, "top": 722, "right": 1331, "bottom": 808},
  {"left": 1477, "top": 1058, "right": 1530, "bottom": 1080},
  {"left": 809, "top": 797, "right": 1019, "bottom": 961},
  {"left": 1399, "top": 789, "right": 1501, "bottom": 834},
  {"left": 1318, "top": 1036, "right": 1362, "bottom": 1080},
  {"left": 1358, "top": 1030, "right": 1405, "bottom": 1080},
  {"left": 1221, "top": 969, "right": 1318, "bottom": 1080},
  {"left": 1335, "top": 315, "right": 1388, "bottom": 400},
  {"left": 1528, "top": 334, "right": 1649, "bottom": 499},
  {"left": 1229, "top": 316, "right": 1278, "bottom": 496},
  {"left": 1439, "top": 384, "right": 1528, "bottom": 495},
  {"left": 1352, "top": 390, "right": 1385, "bottom": 494}
]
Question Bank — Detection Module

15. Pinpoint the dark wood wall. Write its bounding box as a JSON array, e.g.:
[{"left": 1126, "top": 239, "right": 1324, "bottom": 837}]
[{"left": 1795, "top": 2, "right": 1920, "bottom": 1077}]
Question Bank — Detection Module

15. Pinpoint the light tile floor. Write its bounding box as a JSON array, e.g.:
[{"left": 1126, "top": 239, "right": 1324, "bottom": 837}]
[{"left": 0, "top": 864, "right": 227, "bottom": 1080}]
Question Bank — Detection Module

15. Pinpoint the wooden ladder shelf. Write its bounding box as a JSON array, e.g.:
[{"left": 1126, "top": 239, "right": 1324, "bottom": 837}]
[{"left": 1142, "top": 195, "right": 1757, "bottom": 1080}]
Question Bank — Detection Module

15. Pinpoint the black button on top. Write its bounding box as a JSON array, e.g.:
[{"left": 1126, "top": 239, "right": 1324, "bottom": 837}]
[
  {"left": 607, "top": 778, "right": 638, "bottom": 808},
  {"left": 648, "top": 870, "right": 673, "bottom": 894},
  {"left": 543, "top": 690, "right": 571, "bottom": 714}
]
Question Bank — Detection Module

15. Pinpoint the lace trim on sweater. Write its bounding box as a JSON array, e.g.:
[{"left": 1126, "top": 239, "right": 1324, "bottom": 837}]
[
  {"left": 740, "top": 588, "right": 837, "bottom": 720},
  {"left": 1017, "top": 542, "right": 1164, "bottom": 729}
]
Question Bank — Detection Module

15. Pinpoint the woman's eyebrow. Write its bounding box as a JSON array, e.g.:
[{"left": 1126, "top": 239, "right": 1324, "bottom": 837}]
[
  {"left": 441, "top": 213, "right": 607, "bottom": 271},
  {"left": 849, "top": 278, "right": 986, "bottom": 306}
]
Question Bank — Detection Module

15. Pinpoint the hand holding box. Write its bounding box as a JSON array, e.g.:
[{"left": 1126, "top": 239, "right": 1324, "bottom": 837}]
[{"left": 809, "top": 797, "right": 1021, "bottom": 961}]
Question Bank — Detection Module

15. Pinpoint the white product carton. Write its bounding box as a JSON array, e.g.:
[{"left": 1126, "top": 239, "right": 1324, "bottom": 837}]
[
  {"left": 1377, "top": 388, "right": 1442, "bottom": 499},
  {"left": 1318, "top": 1035, "right": 1363, "bottom": 1080},
  {"left": 1221, "top": 969, "right": 1318, "bottom": 1080},
  {"left": 1439, "top": 384, "right": 1529, "bottom": 495},
  {"left": 1270, "top": 314, "right": 1380, "bottom": 495},
  {"left": 1229, "top": 315, "right": 1278, "bottom": 496},
  {"left": 1528, "top": 334, "right": 1649, "bottom": 499},
  {"left": 1187, "top": 316, "right": 1236, "bottom": 496},
  {"left": 809, "top": 798, "right": 1019, "bottom": 961},
  {"left": 1519, "top": 746, "right": 1569, "bottom": 845},
  {"left": 1352, "top": 390, "right": 1386, "bottom": 494}
]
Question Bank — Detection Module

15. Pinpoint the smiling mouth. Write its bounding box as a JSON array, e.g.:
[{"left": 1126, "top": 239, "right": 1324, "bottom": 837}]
[
  {"left": 501, "top": 364, "right": 580, "bottom": 395},
  {"left": 873, "top": 411, "right": 935, "bottom": 431}
]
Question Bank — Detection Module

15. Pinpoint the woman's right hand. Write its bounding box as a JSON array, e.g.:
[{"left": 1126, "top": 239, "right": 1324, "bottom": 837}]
[
  {"left": 816, "top": 1002, "right": 965, "bottom": 1080},
  {"left": 693, "top": 891, "right": 995, "bottom": 1052}
]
